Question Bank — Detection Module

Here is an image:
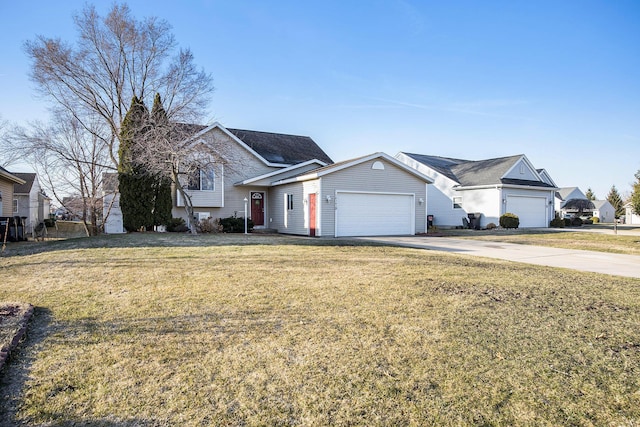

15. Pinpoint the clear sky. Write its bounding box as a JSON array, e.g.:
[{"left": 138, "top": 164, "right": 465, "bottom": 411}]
[{"left": 1, "top": 0, "right": 639, "bottom": 199}]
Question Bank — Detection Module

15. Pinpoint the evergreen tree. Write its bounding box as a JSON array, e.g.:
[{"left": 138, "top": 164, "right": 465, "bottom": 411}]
[
  {"left": 585, "top": 188, "right": 596, "bottom": 201},
  {"left": 118, "top": 96, "right": 154, "bottom": 231},
  {"left": 607, "top": 185, "right": 624, "bottom": 218},
  {"left": 150, "top": 93, "right": 173, "bottom": 227},
  {"left": 630, "top": 170, "right": 640, "bottom": 216}
]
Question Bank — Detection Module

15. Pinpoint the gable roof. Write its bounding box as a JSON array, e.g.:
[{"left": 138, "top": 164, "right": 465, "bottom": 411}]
[
  {"left": 227, "top": 128, "right": 333, "bottom": 165},
  {"left": 400, "top": 153, "right": 465, "bottom": 182},
  {"left": 13, "top": 172, "right": 36, "bottom": 194},
  {"left": 401, "top": 152, "right": 555, "bottom": 189},
  {"left": 184, "top": 122, "right": 333, "bottom": 167},
  {"left": 0, "top": 166, "right": 26, "bottom": 185},
  {"left": 556, "top": 187, "right": 585, "bottom": 201},
  {"left": 272, "top": 152, "right": 433, "bottom": 186},
  {"left": 592, "top": 199, "right": 613, "bottom": 210},
  {"left": 450, "top": 155, "right": 523, "bottom": 186}
]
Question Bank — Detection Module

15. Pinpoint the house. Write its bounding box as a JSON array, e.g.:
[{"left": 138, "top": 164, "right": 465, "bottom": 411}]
[
  {"left": 0, "top": 166, "right": 27, "bottom": 241},
  {"left": 174, "top": 124, "right": 432, "bottom": 237},
  {"left": 592, "top": 200, "right": 615, "bottom": 223},
  {"left": 266, "top": 152, "right": 432, "bottom": 237},
  {"left": 554, "top": 187, "right": 614, "bottom": 222},
  {"left": 395, "top": 152, "right": 557, "bottom": 228},
  {"left": 13, "top": 173, "right": 51, "bottom": 235},
  {"left": 624, "top": 202, "right": 640, "bottom": 224},
  {"left": 106, "top": 123, "right": 433, "bottom": 237},
  {"left": 555, "top": 187, "right": 586, "bottom": 216},
  {"left": 0, "top": 166, "right": 25, "bottom": 217}
]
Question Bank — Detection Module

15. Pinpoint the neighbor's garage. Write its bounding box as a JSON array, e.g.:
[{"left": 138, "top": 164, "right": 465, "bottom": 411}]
[
  {"left": 505, "top": 195, "right": 547, "bottom": 228},
  {"left": 335, "top": 191, "right": 415, "bottom": 237}
]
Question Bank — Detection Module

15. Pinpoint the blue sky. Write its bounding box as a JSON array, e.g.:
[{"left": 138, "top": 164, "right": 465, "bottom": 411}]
[{"left": 1, "top": 0, "right": 639, "bottom": 199}]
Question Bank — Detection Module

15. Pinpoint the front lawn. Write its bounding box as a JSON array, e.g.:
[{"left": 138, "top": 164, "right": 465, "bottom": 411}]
[{"left": 1, "top": 234, "right": 639, "bottom": 425}]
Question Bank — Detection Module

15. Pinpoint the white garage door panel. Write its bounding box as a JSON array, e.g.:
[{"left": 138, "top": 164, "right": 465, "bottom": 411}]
[
  {"left": 506, "top": 196, "right": 546, "bottom": 228},
  {"left": 336, "top": 192, "right": 414, "bottom": 237}
]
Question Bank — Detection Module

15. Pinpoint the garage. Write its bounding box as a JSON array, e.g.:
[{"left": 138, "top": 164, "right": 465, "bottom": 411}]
[
  {"left": 335, "top": 191, "right": 415, "bottom": 237},
  {"left": 505, "top": 195, "right": 547, "bottom": 228}
]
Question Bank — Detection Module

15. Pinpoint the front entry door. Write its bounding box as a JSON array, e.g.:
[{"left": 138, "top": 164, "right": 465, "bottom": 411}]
[
  {"left": 251, "top": 192, "right": 265, "bottom": 226},
  {"left": 308, "top": 193, "right": 317, "bottom": 236}
]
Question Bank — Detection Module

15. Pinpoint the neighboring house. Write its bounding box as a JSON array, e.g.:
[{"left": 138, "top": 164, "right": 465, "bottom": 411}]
[
  {"left": 0, "top": 166, "right": 25, "bottom": 217},
  {"left": 13, "top": 173, "right": 51, "bottom": 235},
  {"left": 592, "top": 200, "right": 615, "bottom": 223},
  {"left": 554, "top": 187, "right": 613, "bottom": 221},
  {"left": 555, "top": 187, "right": 587, "bottom": 217},
  {"left": 106, "top": 123, "right": 433, "bottom": 237},
  {"left": 396, "top": 153, "right": 557, "bottom": 228},
  {"left": 624, "top": 202, "right": 640, "bottom": 224}
]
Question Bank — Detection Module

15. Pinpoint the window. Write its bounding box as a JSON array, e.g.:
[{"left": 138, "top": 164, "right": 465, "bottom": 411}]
[
  {"left": 13, "top": 199, "right": 18, "bottom": 213},
  {"left": 187, "top": 167, "right": 215, "bottom": 191},
  {"left": 453, "top": 196, "right": 463, "bottom": 209},
  {"left": 287, "top": 194, "right": 294, "bottom": 210}
]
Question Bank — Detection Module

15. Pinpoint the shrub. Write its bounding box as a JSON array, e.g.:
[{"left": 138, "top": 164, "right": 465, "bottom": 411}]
[
  {"left": 486, "top": 222, "right": 497, "bottom": 230},
  {"left": 550, "top": 215, "right": 565, "bottom": 228},
  {"left": 197, "top": 218, "right": 222, "bottom": 233},
  {"left": 582, "top": 217, "right": 593, "bottom": 225},
  {"left": 499, "top": 213, "right": 519, "bottom": 229},
  {"left": 43, "top": 218, "right": 56, "bottom": 228},
  {"left": 592, "top": 216, "right": 600, "bottom": 223},
  {"left": 166, "top": 217, "right": 189, "bottom": 233},
  {"left": 564, "top": 218, "right": 572, "bottom": 227},
  {"left": 219, "top": 215, "right": 254, "bottom": 233},
  {"left": 571, "top": 217, "right": 583, "bottom": 227}
]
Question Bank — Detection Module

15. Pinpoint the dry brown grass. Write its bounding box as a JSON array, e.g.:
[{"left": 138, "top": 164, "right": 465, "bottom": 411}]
[
  {"left": 0, "top": 233, "right": 639, "bottom": 425},
  {"left": 440, "top": 227, "right": 640, "bottom": 255}
]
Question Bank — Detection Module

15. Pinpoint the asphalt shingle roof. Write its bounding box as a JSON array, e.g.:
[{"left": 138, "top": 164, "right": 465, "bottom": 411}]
[
  {"left": 403, "top": 152, "right": 554, "bottom": 188},
  {"left": 12, "top": 173, "right": 36, "bottom": 194},
  {"left": 227, "top": 128, "right": 333, "bottom": 165}
]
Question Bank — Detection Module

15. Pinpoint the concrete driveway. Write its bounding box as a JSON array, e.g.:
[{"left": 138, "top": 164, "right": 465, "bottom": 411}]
[{"left": 353, "top": 236, "right": 640, "bottom": 279}]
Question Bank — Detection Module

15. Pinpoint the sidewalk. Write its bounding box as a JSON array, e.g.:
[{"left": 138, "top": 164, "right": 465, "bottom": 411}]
[{"left": 354, "top": 236, "right": 640, "bottom": 279}]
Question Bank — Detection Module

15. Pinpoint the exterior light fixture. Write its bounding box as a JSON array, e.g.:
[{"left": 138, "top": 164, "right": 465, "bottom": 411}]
[
  {"left": 243, "top": 197, "right": 248, "bottom": 234},
  {"left": 326, "top": 195, "right": 332, "bottom": 202}
]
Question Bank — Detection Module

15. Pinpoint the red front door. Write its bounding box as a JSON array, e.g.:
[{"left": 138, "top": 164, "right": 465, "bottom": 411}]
[
  {"left": 250, "top": 192, "right": 264, "bottom": 226},
  {"left": 309, "top": 193, "right": 317, "bottom": 236}
]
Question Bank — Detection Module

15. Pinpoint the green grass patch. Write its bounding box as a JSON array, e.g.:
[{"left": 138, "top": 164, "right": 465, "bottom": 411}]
[{"left": 1, "top": 234, "right": 639, "bottom": 425}]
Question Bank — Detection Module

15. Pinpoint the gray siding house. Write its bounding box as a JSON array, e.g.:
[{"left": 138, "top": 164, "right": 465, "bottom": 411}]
[
  {"left": 175, "top": 124, "right": 432, "bottom": 237},
  {"left": 105, "top": 123, "right": 433, "bottom": 237}
]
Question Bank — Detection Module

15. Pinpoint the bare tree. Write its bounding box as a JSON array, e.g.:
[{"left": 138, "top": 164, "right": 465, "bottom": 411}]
[
  {"left": 25, "top": 4, "right": 212, "bottom": 167},
  {"left": 5, "top": 110, "right": 111, "bottom": 235},
  {"left": 133, "top": 119, "right": 214, "bottom": 234},
  {"left": 0, "top": 115, "right": 23, "bottom": 167},
  {"left": 7, "top": 3, "right": 214, "bottom": 235}
]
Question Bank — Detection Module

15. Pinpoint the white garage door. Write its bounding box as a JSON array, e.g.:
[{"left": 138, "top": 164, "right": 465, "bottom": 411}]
[
  {"left": 336, "top": 192, "right": 415, "bottom": 237},
  {"left": 506, "top": 196, "right": 547, "bottom": 228}
]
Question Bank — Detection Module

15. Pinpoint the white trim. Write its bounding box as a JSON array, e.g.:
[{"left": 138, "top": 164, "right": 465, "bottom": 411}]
[
  {"left": 502, "top": 155, "right": 543, "bottom": 182},
  {"left": 504, "top": 194, "right": 549, "bottom": 227},
  {"left": 272, "top": 152, "right": 433, "bottom": 186},
  {"left": 235, "top": 159, "right": 328, "bottom": 185}
]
